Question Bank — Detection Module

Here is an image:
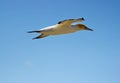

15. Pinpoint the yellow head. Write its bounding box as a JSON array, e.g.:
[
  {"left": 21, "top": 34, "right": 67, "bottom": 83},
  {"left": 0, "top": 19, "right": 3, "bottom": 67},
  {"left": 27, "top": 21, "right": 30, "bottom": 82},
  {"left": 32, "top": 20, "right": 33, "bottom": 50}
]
[{"left": 76, "top": 24, "right": 93, "bottom": 31}]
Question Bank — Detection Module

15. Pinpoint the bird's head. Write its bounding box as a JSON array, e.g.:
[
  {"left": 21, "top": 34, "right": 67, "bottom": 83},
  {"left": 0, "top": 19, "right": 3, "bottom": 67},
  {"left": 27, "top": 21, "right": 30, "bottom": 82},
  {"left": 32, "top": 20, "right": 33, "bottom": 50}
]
[{"left": 76, "top": 24, "right": 93, "bottom": 31}]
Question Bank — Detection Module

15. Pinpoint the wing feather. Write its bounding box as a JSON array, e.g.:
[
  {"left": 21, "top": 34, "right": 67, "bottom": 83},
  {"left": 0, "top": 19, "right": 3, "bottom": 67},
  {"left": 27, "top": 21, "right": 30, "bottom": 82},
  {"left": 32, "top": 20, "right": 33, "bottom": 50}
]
[{"left": 57, "top": 18, "right": 85, "bottom": 26}]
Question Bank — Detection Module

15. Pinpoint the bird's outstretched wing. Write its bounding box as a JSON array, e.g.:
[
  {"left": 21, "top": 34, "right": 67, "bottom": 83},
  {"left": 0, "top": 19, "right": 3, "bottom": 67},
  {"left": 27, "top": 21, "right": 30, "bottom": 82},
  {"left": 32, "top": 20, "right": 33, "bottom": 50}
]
[{"left": 57, "top": 18, "right": 85, "bottom": 26}]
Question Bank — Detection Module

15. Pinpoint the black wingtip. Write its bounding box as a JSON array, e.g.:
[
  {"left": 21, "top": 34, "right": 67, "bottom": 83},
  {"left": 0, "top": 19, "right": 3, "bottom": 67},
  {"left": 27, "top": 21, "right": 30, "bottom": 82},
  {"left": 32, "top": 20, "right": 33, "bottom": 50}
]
[
  {"left": 81, "top": 17, "right": 85, "bottom": 20},
  {"left": 32, "top": 38, "right": 36, "bottom": 40},
  {"left": 27, "top": 31, "right": 34, "bottom": 33},
  {"left": 27, "top": 31, "right": 41, "bottom": 33},
  {"left": 78, "top": 17, "right": 85, "bottom": 21},
  {"left": 31, "top": 37, "right": 39, "bottom": 40}
]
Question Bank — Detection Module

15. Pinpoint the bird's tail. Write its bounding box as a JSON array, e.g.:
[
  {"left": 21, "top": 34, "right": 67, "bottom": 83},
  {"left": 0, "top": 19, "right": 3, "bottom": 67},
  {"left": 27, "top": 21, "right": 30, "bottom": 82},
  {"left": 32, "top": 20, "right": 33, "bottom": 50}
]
[{"left": 27, "top": 30, "right": 41, "bottom": 33}]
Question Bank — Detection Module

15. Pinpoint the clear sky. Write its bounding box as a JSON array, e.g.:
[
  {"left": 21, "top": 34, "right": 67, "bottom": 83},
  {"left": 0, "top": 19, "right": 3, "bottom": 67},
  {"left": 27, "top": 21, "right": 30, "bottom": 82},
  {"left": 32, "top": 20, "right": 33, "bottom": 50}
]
[{"left": 0, "top": 0, "right": 120, "bottom": 83}]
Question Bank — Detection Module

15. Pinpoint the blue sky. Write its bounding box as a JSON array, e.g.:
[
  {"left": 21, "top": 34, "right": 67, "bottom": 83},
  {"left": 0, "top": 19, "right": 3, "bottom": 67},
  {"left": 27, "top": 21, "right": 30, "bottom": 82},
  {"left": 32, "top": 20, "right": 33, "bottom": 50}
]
[{"left": 0, "top": 0, "right": 120, "bottom": 83}]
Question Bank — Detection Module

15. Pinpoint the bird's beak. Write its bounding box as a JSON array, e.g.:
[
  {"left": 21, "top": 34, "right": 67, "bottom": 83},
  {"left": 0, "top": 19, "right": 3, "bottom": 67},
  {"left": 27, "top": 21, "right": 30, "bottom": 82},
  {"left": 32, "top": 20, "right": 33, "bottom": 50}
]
[{"left": 85, "top": 26, "right": 93, "bottom": 31}]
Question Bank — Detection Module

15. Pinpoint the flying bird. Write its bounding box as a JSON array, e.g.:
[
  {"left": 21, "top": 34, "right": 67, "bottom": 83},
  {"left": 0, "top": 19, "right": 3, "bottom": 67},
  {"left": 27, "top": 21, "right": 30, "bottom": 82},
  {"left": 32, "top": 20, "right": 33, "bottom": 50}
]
[{"left": 28, "top": 18, "right": 93, "bottom": 39}]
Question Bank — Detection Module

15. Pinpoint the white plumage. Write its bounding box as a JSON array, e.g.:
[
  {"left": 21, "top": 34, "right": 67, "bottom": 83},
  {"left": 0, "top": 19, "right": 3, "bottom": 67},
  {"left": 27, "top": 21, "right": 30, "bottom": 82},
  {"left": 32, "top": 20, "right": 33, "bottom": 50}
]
[{"left": 28, "top": 18, "right": 93, "bottom": 39}]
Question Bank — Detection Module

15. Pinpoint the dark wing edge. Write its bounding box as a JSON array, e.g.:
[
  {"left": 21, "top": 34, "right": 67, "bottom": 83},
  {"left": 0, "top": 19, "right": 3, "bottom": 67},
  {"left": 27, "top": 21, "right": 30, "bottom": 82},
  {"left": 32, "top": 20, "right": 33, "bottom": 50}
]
[
  {"left": 58, "top": 19, "right": 74, "bottom": 24},
  {"left": 27, "top": 30, "right": 42, "bottom": 33},
  {"left": 57, "top": 18, "right": 85, "bottom": 24}
]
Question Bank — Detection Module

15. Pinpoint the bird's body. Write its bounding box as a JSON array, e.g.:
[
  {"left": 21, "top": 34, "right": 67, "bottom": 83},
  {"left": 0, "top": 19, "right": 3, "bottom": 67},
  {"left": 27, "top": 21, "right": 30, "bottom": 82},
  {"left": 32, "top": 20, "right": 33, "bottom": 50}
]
[
  {"left": 28, "top": 18, "right": 93, "bottom": 39},
  {"left": 39, "top": 25, "right": 79, "bottom": 35}
]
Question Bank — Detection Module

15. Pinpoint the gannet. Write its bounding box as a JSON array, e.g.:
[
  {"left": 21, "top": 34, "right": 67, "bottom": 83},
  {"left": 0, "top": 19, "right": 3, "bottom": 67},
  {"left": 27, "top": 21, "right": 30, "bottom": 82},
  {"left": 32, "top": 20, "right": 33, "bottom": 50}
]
[{"left": 28, "top": 18, "right": 93, "bottom": 39}]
